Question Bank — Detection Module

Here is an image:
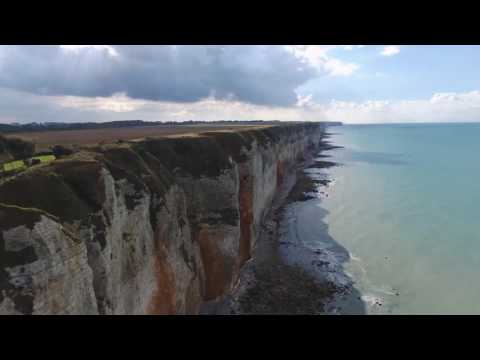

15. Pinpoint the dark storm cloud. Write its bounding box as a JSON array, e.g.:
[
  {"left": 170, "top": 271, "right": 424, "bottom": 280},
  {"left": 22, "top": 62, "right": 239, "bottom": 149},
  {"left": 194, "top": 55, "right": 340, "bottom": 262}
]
[{"left": 0, "top": 45, "right": 316, "bottom": 106}]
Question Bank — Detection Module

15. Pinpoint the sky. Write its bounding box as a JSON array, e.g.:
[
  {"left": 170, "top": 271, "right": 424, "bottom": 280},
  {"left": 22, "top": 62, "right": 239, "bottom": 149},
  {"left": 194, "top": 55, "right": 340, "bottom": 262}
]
[{"left": 1, "top": 45, "right": 480, "bottom": 124}]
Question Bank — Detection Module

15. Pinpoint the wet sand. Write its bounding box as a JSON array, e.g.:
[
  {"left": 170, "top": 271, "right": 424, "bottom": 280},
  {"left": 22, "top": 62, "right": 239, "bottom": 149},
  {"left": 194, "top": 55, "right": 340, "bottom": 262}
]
[{"left": 214, "top": 137, "right": 366, "bottom": 315}]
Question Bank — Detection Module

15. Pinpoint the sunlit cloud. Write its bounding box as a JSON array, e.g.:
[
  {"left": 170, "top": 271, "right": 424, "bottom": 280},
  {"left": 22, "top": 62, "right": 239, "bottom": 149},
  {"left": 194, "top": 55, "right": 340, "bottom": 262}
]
[
  {"left": 380, "top": 46, "right": 400, "bottom": 56},
  {"left": 285, "top": 45, "right": 360, "bottom": 76},
  {"left": 60, "top": 45, "right": 119, "bottom": 57}
]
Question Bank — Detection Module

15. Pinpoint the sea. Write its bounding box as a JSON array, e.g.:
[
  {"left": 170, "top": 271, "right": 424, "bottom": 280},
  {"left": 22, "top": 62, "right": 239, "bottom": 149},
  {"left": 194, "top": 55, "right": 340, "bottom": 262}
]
[{"left": 300, "top": 123, "right": 480, "bottom": 314}]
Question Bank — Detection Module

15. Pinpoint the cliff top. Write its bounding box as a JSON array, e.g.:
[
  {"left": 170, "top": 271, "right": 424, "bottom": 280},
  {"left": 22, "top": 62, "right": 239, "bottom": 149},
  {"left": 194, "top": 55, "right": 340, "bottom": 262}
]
[
  {"left": 0, "top": 123, "right": 325, "bottom": 221},
  {"left": 3, "top": 123, "right": 274, "bottom": 152},
  {"left": 2, "top": 121, "right": 331, "bottom": 151}
]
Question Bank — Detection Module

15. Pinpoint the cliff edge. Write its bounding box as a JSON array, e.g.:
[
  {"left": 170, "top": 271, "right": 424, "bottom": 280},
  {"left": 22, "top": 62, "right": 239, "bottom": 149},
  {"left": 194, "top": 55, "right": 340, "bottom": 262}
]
[{"left": 0, "top": 123, "right": 325, "bottom": 314}]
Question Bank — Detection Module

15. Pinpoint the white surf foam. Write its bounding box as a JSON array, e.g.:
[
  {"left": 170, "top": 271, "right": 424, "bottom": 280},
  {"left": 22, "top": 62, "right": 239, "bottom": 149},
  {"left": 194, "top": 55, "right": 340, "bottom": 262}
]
[
  {"left": 361, "top": 294, "right": 384, "bottom": 306},
  {"left": 349, "top": 252, "right": 362, "bottom": 262}
]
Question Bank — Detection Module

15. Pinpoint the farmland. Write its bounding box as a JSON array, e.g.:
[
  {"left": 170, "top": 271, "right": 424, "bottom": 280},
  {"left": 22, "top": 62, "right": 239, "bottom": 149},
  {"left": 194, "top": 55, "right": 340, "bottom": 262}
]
[
  {"left": 0, "top": 122, "right": 274, "bottom": 177},
  {"left": 4, "top": 124, "right": 269, "bottom": 151}
]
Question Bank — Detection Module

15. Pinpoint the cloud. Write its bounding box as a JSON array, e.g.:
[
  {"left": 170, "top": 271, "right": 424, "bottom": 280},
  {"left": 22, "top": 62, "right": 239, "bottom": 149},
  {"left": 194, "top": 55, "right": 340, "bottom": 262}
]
[
  {"left": 318, "top": 90, "right": 480, "bottom": 123},
  {"left": 3, "top": 45, "right": 479, "bottom": 126},
  {"left": 0, "top": 45, "right": 318, "bottom": 107},
  {"left": 296, "top": 93, "right": 314, "bottom": 107},
  {"left": 0, "top": 86, "right": 326, "bottom": 124},
  {"left": 55, "top": 92, "right": 147, "bottom": 112},
  {"left": 60, "top": 45, "right": 119, "bottom": 57},
  {"left": 380, "top": 46, "right": 400, "bottom": 56},
  {"left": 4, "top": 85, "right": 480, "bottom": 126},
  {"left": 285, "top": 45, "right": 360, "bottom": 76},
  {"left": 342, "top": 45, "right": 365, "bottom": 51},
  {"left": 323, "top": 58, "right": 359, "bottom": 76}
]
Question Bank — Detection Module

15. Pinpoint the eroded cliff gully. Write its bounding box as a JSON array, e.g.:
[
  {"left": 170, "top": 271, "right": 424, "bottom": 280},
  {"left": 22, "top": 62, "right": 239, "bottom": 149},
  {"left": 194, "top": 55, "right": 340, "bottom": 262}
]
[{"left": 0, "top": 123, "right": 325, "bottom": 314}]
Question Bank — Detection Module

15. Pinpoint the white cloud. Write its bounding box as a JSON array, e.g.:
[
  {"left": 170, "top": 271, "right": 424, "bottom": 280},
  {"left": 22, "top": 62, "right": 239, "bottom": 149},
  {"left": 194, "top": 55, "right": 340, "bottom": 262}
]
[
  {"left": 50, "top": 91, "right": 311, "bottom": 123},
  {"left": 323, "top": 58, "right": 359, "bottom": 76},
  {"left": 170, "top": 109, "right": 193, "bottom": 118},
  {"left": 296, "top": 93, "right": 314, "bottom": 107},
  {"left": 317, "top": 90, "right": 480, "bottom": 123},
  {"left": 343, "top": 45, "right": 365, "bottom": 51},
  {"left": 285, "top": 45, "right": 360, "bottom": 77},
  {"left": 380, "top": 46, "right": 400, "bottom": 57},
  {"left": 55, "top": 92, "right": 146, "bottom": 112},
  {"left": 5, "top": 84, "right": 480, "bottom": 125},
  {"left": 60, "top": 45, "right": 119, "bottom": 57},
  {"left": 49, "top": 89, "right": 480, "bottom": 124}
]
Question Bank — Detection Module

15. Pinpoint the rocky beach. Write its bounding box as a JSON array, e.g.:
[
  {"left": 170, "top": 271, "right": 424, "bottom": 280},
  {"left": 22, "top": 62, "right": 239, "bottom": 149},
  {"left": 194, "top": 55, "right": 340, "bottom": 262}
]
[{"left": 211, "top": 135, "right": 366, "bottom": 315}]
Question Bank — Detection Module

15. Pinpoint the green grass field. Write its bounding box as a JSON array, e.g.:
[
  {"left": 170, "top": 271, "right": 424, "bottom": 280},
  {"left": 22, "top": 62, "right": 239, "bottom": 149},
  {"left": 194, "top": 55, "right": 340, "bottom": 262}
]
[
  {"left": 1, "top": 155, "right": 56, "bottom": 174},
  {"left": 2, "top": 160, "right": 27, "bottom": 172},
  {"left": 32, "top": 155, "right": 56, "bottom": 163}
]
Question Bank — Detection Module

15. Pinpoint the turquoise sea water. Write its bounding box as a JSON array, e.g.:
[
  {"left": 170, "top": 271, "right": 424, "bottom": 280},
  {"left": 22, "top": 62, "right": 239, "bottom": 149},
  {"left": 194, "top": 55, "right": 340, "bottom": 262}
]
[{"left": 319, "top": 123, "right": 480, "bottom": 314}]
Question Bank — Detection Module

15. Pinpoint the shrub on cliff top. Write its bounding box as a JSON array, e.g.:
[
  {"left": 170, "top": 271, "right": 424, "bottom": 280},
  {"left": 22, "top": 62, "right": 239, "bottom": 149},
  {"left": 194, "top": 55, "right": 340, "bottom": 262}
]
[
  {"left": 0, "top": 155, "right": 106, "bottom": 223},
  {"left": 0, "top": 135, "right": 35, "bottom": 160},
  {"left": 137, "top": 136, "right": 233, "bottom": 178},
  {"left": 201, "top": 131, "right": 253, "bottom": 162},
  {"left": 0, "top": 168, "right": 93, "bottom": 222},
  {"left": 51, "top": 145, "right": 74, "bottom": 158},
  {"left": 99, "top": 146, "right": 174, "bottom": 210}
]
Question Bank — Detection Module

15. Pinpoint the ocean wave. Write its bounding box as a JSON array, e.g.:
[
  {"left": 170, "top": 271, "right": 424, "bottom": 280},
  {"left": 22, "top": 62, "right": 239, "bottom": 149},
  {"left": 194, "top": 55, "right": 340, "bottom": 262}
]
[
  {"left": 371, "top": 285, "right": 396, "bottom": 296},
  {"left": 361, "top": 294, "right": 384, "bottom": 306},
  {"left": 349, "top": 252, "right": 362, "bottom": 262}
]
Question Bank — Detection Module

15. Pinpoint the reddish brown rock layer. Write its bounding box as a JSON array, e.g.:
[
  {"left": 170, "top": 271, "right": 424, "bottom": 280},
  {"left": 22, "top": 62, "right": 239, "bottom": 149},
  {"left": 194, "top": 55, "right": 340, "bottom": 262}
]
[
  {"left": 197, "top": 226, "right": 235, "bottom": 301},
  {"left": 147, "top": 240, "right": 176, "bottom": 315}
]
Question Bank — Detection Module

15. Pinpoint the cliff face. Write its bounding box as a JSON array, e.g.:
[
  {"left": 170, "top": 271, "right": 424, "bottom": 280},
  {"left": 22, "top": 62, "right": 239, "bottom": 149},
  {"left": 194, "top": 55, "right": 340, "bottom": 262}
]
[{"left": 0, "top": 123, "right": 325, "bottom": 314}]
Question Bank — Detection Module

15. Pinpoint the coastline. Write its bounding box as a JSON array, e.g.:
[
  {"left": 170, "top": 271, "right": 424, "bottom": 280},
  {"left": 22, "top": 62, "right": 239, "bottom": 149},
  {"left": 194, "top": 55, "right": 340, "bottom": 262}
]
[
  {"left": 213, "top": 134, "right": 366, "bottom": 315},
  {"left": 1, "top": 123, "right": 327, "bottom": 315}
]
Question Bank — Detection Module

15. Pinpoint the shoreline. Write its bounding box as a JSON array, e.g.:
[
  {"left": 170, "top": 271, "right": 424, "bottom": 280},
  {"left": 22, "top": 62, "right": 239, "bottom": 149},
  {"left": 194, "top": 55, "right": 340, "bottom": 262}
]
[{"left": 213, "top": 134, "right": 366, "bottom": 315}]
